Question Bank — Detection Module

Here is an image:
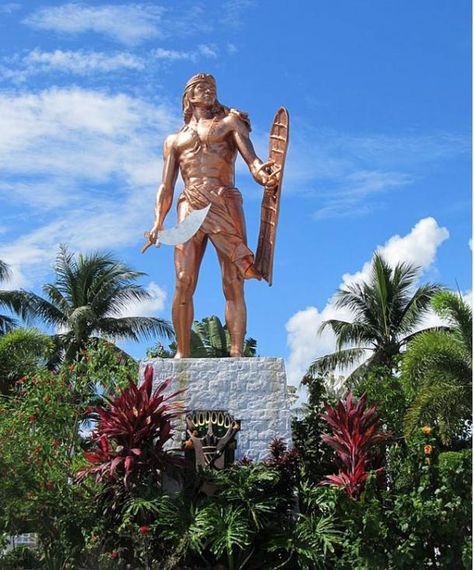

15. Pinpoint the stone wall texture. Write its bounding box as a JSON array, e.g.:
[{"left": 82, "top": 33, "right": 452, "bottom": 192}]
[{"left": 139, "top": 357, "right": 292, "bottom": 463}]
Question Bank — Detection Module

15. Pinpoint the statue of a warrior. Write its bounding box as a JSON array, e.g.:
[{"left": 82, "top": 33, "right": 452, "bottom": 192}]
[{"left": 146, "top": 74, "right": 288, "bottom": 358}]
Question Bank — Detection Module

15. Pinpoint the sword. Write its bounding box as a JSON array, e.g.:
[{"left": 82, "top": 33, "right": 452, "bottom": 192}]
[{"left": 141, "top": 204, "right": 211, "bottom": 253}]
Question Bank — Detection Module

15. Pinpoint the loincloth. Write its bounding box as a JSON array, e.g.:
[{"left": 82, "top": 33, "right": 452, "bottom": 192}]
[{"left": 177, "top": 185, "right": 255, "bottom": 277}]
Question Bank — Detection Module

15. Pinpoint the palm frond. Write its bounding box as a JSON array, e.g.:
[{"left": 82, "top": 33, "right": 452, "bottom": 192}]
[
  {"left": 397, "top": 283, "right": 443, "bottom": 335},
  {"left": 0, "top": 314, "right": 17, "bottom": 335},
  {"left": 404, "top": 381, "right": 471, "bottom": 444},
  {"left": 309, "top": 347, "right": 370, "bottom": 376},
  {"left": 0, "top": 290, "right": 37, "bottom": 322},
  {"left": 432, "top": 291, "right": 473, "bottom": 353},
  {"left": 95, "top": 316, "right": 173, "bottom": 341},
  {"left": 0, "top": 260, "right": 12, "bottom": 283},
  {"left": 320, "top": 319, "right": 376, "bottom": 351}
]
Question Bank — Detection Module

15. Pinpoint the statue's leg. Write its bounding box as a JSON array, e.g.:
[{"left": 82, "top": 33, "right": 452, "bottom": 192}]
[
  {"left": 218, "top": 253, "right": 246, "bottom": 357},
  {"left": 173, "top": 231, "right": 207, "bottom": 358}
]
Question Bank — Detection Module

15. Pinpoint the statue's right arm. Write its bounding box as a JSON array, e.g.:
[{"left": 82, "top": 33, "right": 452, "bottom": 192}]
[{"left": 150, "top": 135, "right": 178, "bottom": 238}]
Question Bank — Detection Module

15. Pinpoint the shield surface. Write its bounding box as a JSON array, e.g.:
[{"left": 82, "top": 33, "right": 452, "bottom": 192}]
[{"left": 254, "top": 107, "right": 290, "bottom": 286}]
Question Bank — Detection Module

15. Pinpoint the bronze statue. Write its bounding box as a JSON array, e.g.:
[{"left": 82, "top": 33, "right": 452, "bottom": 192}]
[{"left": 145, "top": 73, "right": 289, "bottom": 358}]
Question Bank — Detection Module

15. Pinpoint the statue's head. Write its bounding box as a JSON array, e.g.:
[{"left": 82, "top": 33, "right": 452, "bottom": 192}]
[{"left": 182, "top": 73, "right": 224, "bottom": 123}]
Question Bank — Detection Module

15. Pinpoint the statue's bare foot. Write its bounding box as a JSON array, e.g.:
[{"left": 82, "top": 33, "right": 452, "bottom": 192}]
[
  {"left": 230, "top": 350, "right": 242, "bottom": 358},
  {"left": 174, "top": 352, "right": 188, "bottom": 359},
  {"left": 243, "top": 264, "right": 262, "bottom": 280}
]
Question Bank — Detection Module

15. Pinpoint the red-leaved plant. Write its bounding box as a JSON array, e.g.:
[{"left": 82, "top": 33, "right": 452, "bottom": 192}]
[
  {"left": 77, "top": 365, "right": 182, "bottom": 487},
  {"left": 321, "top": 392, "right": 390, "bottom": 499}
]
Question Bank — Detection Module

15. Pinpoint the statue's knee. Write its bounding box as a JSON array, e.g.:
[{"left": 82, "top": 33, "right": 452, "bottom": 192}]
[{"left": 176, "top": 271, "right": 194, "bottom": 293}]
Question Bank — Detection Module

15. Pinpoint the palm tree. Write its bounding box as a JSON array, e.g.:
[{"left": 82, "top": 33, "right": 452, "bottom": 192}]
[
  {"left": 309, "top": 253, "right": 441, "bottom": 383},
  {"left": 402, "top": 291, "right": 472, "bottom": 444},
  {"left": 0, "top": 260, "right": 20, "bottom": 334},
  {"left": 17, "top": 247, "right": 173, "bottom": 361},
  {"left": 0, "top": 261, "right": 36, "bottom": 335}
]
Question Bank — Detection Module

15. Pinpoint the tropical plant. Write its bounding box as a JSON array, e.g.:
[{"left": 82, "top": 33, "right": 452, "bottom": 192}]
[
  {"left": 269, "top": 484, "right": 341, "bottom": 570},
  {"left": 0, "top": 364, "right": 97, "bottom": 566},
  {"left": 292, "top": 371, "right": 335, "bottom": 484},
  {"left": 147, "top": 315, "right": 257, "bottom": 358},
  {"left": 309, "top": 253, "right": 441, "bottom": 383},
  {"left": 321, "top": 392, "right": 390, "bottom": 499},
  {"left": 402, "top": 291, "right": 472, "bottom": 444},
  {"left": 0, "top": 328, "right": 52, "bottom": 394},
  {"left": 77, "top": 365, "right": 182, "bottom": 488},
  {"left": 353, "top": 364, "right": 408, "bottom": 437},
  {"left": 16, "top": 246, "right": 173, "bottom": 361},
  {"left": 0, "top": 260, "right": 28, "bottom": 335}
]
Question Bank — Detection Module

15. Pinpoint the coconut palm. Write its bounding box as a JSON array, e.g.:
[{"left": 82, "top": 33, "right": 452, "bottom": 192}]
[
  {"left": 402, "top": 291, "right": 472, "bottom": 444},
  {"left": 0, "top": 261, "right": 37, "bottom": 335},
  {"left": 0, "top": 260, "right": 20, "bottom": 334},
  {"left": 309, "top": 253, "right": 442, "bottom": 383},
  {"left": 17, "top": 246, "right": 173, "bottom": 361}
]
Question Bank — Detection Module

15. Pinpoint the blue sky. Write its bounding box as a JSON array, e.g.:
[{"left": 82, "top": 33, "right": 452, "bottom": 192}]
[{"left": 0, "top": 1, "right": 471, "bottom": 385}]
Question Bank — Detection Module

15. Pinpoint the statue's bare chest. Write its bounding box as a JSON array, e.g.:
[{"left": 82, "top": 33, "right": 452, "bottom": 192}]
[{"left": 175, "top": 119, "right": 234, "bottom": 156}]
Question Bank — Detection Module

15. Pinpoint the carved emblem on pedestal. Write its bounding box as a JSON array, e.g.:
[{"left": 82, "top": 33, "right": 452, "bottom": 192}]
[{"left": 183, "top": 410, "right": 240, "bottom": 469}]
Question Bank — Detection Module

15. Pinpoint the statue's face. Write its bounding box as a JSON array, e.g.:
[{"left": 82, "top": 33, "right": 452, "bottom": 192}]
[{"left": 190, "top": 81, "right": 216, "bottom": 107}]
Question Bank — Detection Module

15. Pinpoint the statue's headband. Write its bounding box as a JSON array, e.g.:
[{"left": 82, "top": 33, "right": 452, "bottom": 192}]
[{"left": 184, "top": 73, "right": 216, "bottom": 92}]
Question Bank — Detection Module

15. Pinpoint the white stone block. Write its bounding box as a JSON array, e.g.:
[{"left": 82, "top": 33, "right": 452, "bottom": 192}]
[{"left": 139, "top": 357, "right": 292, "bottom": 463}]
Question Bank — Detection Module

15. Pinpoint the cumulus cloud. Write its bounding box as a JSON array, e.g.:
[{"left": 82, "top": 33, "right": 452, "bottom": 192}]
[
  {"left": 24, "top": 3, "right": 166, "bottom": 45},
  {"left": 285, "top": 217, "right": 450, "bottom": 387},
  {"left": 0, "top": 87, "right": 180, "bottom": 287}
]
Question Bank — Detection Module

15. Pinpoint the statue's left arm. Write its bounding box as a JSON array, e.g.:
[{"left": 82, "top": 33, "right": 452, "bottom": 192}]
[{"left": 230, "top": 112, "right": 277, "bottom": 189}]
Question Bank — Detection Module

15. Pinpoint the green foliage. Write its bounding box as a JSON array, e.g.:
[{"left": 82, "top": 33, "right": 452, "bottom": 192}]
[
  {"left": 0, "top": 328, "right": 53, "bottom": 394},
  {"left": 13, "top": 246, "right": 173, "bottom": 361},
  {"left": 147, "top": 314, "right": 257, "bottom": 358},
  {"left": 292, "top": 372, "right": 335, "bottom": 484},
  {"left": 270, "top": 486, "right": 342, "bottom": 569},
  {"left": 402, "top": 291, "right": 472, "bottom": 444},
  {"left": 310, "top": 252, "right": 441, "bottom": 383},
  {"left": 0, "top": 365, "right": 97, "bottom": 564},
  {"left": 0, "top": 545, "right": 42, "bottom": 569},
  {"left": 354, "top": 364, "right": 407, "bottom": 437}
]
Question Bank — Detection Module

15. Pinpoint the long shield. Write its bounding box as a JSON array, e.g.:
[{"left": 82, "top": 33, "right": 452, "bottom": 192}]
[{"left": 254, "top": 107, "right": 290, "bottom": 286}]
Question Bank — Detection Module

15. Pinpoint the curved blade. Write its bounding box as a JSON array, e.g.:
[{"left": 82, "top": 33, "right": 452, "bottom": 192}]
[{"left": 158, "top": 204, "right": 210, "bottom": 245}]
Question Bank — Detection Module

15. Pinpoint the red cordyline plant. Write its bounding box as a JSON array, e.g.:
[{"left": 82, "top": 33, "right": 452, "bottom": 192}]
[
  {"left": 77, "top": 365, "right": 182, "bottom": 487},
  {"left": 321, "top": 391, "right": 390, "bottom": 499}
]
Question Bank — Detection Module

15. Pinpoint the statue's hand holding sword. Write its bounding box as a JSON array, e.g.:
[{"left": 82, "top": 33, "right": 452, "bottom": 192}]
[{"left": 141, "top": 204, "right": 212, "bottom": 253}]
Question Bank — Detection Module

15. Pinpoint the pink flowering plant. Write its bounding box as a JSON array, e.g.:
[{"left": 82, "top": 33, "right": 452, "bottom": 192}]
[
  {"left": 321, "top": 391, "right": 390, "bottom": 499},
  {"left": 77, "top": 365, "right": 183, "bottom": 488}
]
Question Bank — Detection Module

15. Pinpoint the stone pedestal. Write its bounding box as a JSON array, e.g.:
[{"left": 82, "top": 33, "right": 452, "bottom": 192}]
[{"left": 139, "top": 357, "right": 292, "bottom": 463}]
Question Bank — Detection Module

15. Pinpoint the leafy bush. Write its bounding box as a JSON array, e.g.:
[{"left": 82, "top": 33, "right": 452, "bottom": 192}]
[{"left": 0, "top": 545, "right": 41, "bottom": 569}]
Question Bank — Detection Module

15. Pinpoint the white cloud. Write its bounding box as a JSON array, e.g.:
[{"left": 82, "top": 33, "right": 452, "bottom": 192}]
[
  {"left": 0, "top": 87, "right": 180, "bottom": 287},
  {"left": 152, "top": 45, "right": 218, "bottom": 63},
  {"left": 198, "top": 44, "right": 218, "bottom": 58},
  {"left": 285, "top": 217, "right": 450, "bottom": 387},
  {"left": 24, "top": 3, "right": 165, "bottom": 45},
  {"left": 117, "top": 281, "right": 166, "bottom": 317},
  {"left": 15, "top": 49, "right": 145, "bottom": 77},
  {"left": 153, "top": 48, "right": 195, "bottom": 62},
  {"left": 342, "top": 217, "right": 450, "bottom": 287}
]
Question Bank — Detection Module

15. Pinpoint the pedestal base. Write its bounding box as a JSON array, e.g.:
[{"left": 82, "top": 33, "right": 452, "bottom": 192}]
[{"left": 139, "top": 357, "right": 292, "bottom": 463}]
